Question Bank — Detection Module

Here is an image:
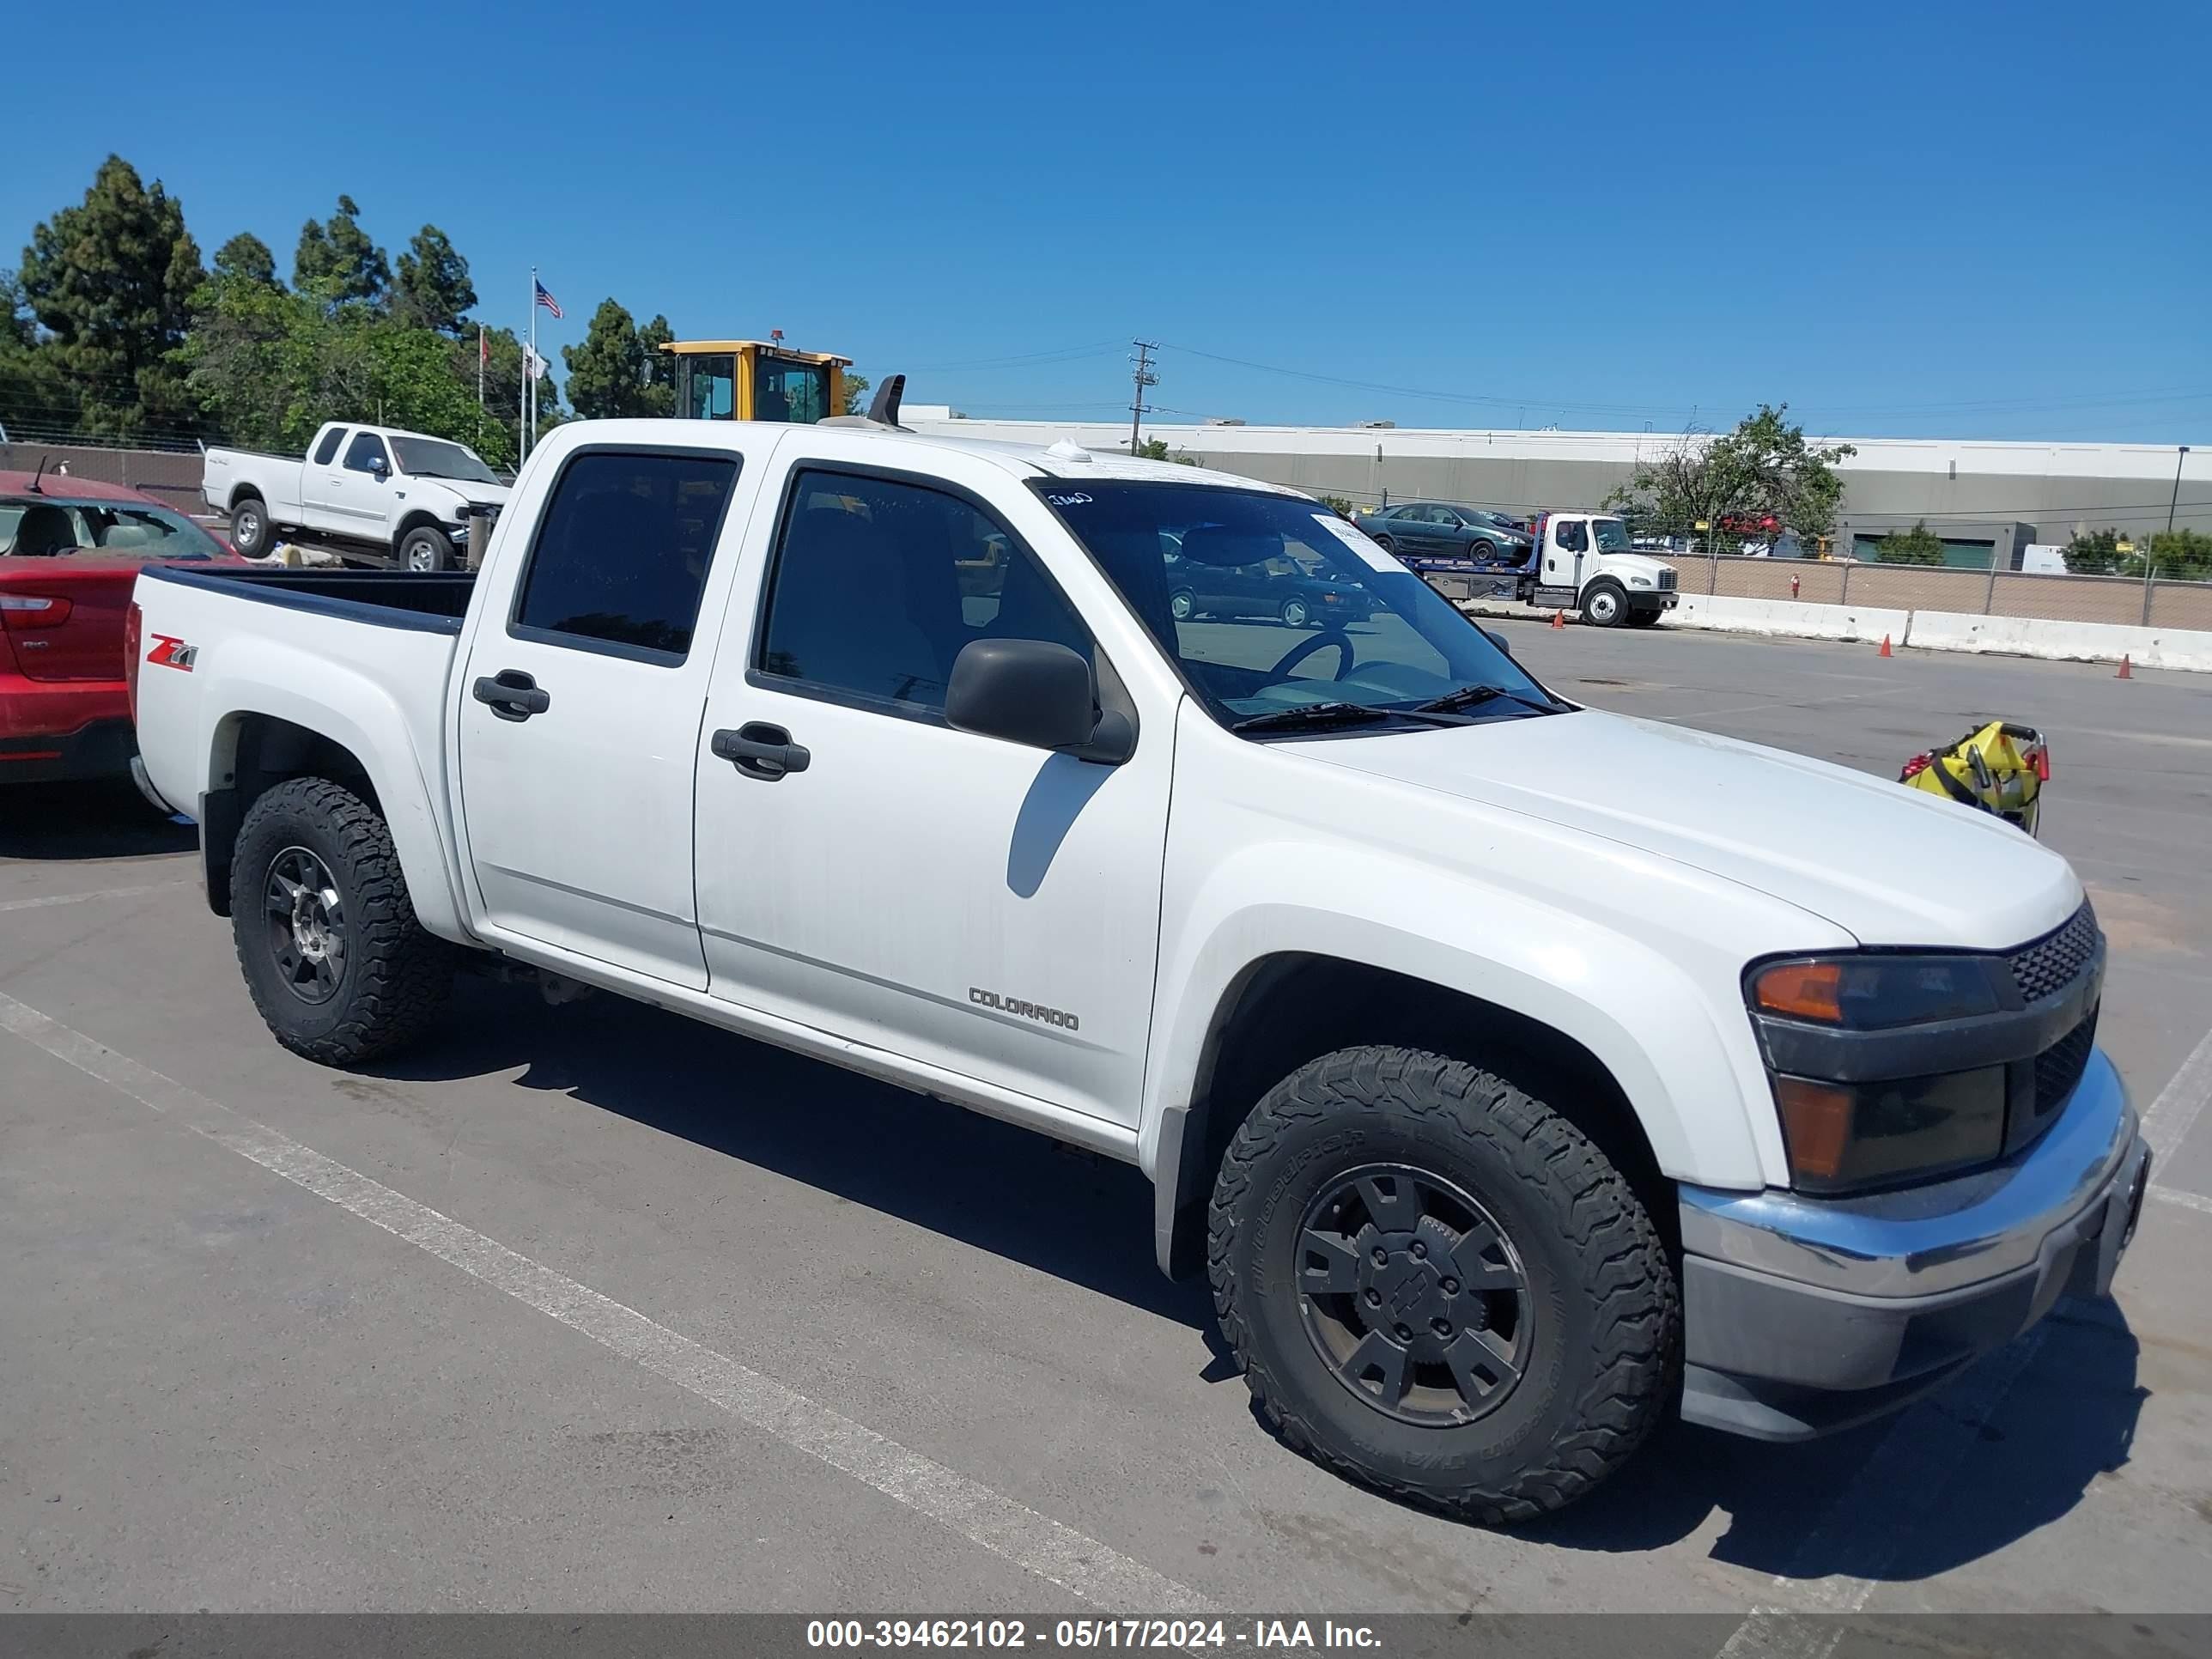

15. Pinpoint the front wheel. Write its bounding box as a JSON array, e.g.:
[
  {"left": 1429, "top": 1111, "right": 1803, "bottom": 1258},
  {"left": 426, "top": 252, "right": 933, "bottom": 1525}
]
[
  {"left": 230, "top": 776, "right": 453, "bottom": 1065},
  {"left": 1280, "top": 595, "right": 1312, "bottom": 629},
  {"left": 399, "top": 525, "right": 455, "bottom": 573},
  {"left": 1580, "top": 581, "right": 1627, "bottom": 628},
  {"left": 1209, "top": 1046, "right": 1679, "bottom": 1523},
  {"left": 1169, "top": 588, "right": 1196, "bottom": 622}
]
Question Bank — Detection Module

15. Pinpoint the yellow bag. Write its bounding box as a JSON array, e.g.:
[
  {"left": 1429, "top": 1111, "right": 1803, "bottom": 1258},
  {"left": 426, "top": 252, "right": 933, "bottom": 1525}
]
[{"left": 1899, "top": 720, "right": 2048, "bottom": 837}]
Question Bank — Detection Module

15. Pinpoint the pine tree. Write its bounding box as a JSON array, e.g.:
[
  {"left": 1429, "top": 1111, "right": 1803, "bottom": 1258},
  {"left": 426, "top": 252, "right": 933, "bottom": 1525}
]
[
  {"left": 293, "top": 195, "right": 390, "bottom": 305},
  {"left": 394, "top": 226, "right": 477, "bottom": 334}
]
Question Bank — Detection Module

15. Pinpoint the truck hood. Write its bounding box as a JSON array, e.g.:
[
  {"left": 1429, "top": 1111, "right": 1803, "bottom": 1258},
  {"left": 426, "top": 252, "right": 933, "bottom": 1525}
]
[
  {"left": 1594, "top": 553, "right": 1672, "bottom": 581},
  {"left": 1296, "top": 710, "right": 2081, "bottom": 951},
  {"left": 407, "top": 477, "right": 513, "bottom": 510}
]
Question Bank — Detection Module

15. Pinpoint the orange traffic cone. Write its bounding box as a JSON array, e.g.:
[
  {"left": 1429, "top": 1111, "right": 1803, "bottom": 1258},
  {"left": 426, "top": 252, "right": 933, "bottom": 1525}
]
[
  {"left": 2117, "top": 654, "right": 2132, "bottom": 679},
  {"left": 1879, "top": 634, "right": 1893, "bottom": 657},
  {"left": 1551, "top": 610, "right": 1565, "bottom": 629}
]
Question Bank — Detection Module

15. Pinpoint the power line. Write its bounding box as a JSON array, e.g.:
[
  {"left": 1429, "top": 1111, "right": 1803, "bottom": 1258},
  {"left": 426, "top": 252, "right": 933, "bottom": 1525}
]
[{"left": 1127, "top": 341, "right": 1158, "bottom": 457}]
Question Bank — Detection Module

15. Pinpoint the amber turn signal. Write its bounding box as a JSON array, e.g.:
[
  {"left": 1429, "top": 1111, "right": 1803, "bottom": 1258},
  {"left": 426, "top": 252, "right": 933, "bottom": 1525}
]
[
  {"left": 1773, "top": 1078, "right": 1855, "bottom": 1182},
  {"left": 1752, "top": 960, "right": 1844, "bottom": 1023}
]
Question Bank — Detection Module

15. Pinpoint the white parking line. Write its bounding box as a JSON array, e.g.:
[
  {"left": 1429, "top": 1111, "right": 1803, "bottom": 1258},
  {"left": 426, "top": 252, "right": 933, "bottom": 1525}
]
[
  {"left": 0, "top": 880, "right": 189, "bottom": 914},
  {"left": 0, "top": 990, "right": 1213, "bottom": 1614},
  {"left": 2142, "top": 1024, "right": 2212, "bottom": 1169}
]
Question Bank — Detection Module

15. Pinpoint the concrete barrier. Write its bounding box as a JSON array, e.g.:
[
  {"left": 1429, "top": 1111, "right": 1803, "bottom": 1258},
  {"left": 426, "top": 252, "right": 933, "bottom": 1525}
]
[
  {"left": 1902, "top": 611, "right": 2212, "bottom": 672},
  {"left": 1659, "top": 593, "right": 1911, "bottom": 646}
]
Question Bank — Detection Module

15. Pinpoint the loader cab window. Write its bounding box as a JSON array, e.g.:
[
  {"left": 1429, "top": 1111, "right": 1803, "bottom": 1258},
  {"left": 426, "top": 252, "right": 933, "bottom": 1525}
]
[
  {"left": 684, "top": 354, "right": 737, "bottom": 420},
  {"left": 756, "top": 357, "right": 831, "bottom": 426}
]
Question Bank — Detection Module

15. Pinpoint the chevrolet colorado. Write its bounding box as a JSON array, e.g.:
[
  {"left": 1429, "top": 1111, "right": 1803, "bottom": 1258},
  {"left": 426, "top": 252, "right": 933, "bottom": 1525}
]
[{"left": 131, "top": 416, "right": 2149, "bottom": 1522}]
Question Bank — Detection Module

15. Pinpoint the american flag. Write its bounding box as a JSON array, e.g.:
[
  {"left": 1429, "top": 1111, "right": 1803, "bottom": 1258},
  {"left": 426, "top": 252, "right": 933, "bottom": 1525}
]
[{"left": 534, "top": 279, "right": 562, "bottom": 319}]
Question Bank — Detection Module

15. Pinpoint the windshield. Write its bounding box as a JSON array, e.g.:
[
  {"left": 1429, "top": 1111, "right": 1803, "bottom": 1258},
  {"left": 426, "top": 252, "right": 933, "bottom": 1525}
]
[
  {"left": 0, "top": 497, "right": 224, "bottom": 561},
  {"left": 1592, "top": 518, "right": 1632, "bottom": 553},
  {"left": 388, "top": 436, "right": 501, "bottom": 485},
  {"left": 1038, "top": 482, "right": 1555, "bottom": 732}
]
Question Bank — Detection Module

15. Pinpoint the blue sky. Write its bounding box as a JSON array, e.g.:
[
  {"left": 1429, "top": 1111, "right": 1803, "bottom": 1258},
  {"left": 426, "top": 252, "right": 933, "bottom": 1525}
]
[{"left": 8, "top": 0, "right": 2207, "bottom": 442}]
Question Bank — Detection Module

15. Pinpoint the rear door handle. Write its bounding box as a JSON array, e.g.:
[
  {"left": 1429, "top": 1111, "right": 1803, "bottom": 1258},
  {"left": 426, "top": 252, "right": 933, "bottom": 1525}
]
[
  {"left": 711, "top": 722, "right": 810, "bottom": 781},
  {"left": 472, "top": 670, "right": 550, "bottom": 721}
]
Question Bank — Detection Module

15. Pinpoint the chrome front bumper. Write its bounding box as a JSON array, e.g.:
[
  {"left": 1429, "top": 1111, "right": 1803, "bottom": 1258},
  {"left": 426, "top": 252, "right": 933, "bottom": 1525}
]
[{"left": 1676, "top": 1050, "right": 2149, "bottom": 1440}]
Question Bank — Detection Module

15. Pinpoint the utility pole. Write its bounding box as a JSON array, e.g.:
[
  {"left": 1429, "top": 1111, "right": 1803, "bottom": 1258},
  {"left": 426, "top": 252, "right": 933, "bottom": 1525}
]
[
  {"left": 2148, "top": 443, "right": 2190, "bottom": 625},
  {"left": 1128, "top": 340, "right": 1158, "bottom": 455}
]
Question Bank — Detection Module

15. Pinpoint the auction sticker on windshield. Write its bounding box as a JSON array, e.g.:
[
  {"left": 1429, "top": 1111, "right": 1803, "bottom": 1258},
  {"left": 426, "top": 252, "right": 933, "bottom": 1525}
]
[{"left": 1310, "top": 512, "right": 1402, "bottom": 574}]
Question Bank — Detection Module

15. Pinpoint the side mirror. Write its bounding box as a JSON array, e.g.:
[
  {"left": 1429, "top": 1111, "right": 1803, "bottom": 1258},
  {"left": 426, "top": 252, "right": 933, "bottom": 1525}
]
[
  {"left": 1480, "top": 627, "right": 1515, "bottom": 655},
  {"left": 947, "top": 639, "right": 1133, "bottom": 763},
  {"left": 368, "top": 456, "right": 389, "bottom": 478}
]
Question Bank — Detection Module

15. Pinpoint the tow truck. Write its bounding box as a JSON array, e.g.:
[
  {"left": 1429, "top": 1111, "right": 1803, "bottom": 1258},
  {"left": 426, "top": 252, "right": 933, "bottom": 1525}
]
[{"left": 1418, "top": 509, "right": 1679, "bottom": 629}]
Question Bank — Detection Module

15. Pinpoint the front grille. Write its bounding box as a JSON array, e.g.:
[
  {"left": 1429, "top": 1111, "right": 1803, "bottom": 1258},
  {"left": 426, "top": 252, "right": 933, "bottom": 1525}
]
[
  {"left": 1656, "top": 568, "right": 1677, "bottom": 591},
  {"left": 2007, "top": 902, "right": 2100, "bottom": 1003},
  {"left": 2034, "top": 1008, "right": 2098, "bottom": 1119}
]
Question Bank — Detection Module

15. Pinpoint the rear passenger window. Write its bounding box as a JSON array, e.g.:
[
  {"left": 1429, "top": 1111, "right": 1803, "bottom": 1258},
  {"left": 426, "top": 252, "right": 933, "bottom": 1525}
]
[
  {"left": 513, "top": 451, "right": 739, "bottom": 661},
  {"left": 313, "top": 428, "right": 346, "bottom": 465},
  {"left": 758, "top": 469, "right": 1091, "bottom": 713}
]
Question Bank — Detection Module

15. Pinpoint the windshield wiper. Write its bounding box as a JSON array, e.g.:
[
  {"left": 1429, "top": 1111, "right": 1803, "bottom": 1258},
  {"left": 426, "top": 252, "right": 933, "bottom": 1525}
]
[
  {"left": 1231, "top": 702, "right": 1416, "bottom": 735},
  {"left": 1411, "top": 683, "right": 1563, "bottom": 717}
]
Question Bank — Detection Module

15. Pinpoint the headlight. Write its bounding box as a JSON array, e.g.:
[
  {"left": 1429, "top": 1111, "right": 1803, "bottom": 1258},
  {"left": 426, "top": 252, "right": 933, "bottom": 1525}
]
[
  {"left": 1750, "top": 956, "right": 2002, "bottom": 1028},
  {"left": 1748, "top": 954, "right": 2013, "bottom": 1193},
  {"left": 1628, "top": 574, "right": 1653, "bottom": 587}
]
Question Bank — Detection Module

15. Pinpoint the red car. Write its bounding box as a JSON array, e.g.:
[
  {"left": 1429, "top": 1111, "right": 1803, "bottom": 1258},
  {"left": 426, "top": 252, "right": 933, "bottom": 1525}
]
[{"left": 1, "top": 470, "right": 239, "bottom": 786}]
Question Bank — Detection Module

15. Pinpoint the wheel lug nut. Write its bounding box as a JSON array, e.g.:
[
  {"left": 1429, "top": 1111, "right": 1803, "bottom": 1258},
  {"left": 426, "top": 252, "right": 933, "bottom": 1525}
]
[
  {"left": 1364, "top": 1288, "right": 1382, "bottom": 1307},
  {"left": 1394, "top": 1324, "right": 1413, "bottom": 1342},
  {"left": 1441, "top": 1277, "right": 1460, "bottom": 1295},
  {"left": 1372, "top": 1247, "right": 1389, "bottom": 1266},
  {"left": 1431, "top": 1317, "right": 1452, "bottom": 1337},
  {"left": 1410, "top": 1241, "right": 1426, "bottom": 1259}
]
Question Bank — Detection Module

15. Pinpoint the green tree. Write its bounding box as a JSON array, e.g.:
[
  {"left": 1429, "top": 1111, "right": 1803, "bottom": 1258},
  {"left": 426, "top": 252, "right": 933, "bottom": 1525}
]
[
  {"left": 393, "top": 226, "right": 476, "bottom": 334},
  {"left": 15, "top": 155, "right": 204, "bottom": 441},
  {"left": 2061, "top": 527, "right": 2127, "bottom": 575},
  {"left": 561, "top": 299, "right": 656, "bottom": 419},
  {"left": 1133, "top": 436, "right": 1199, "bottom": 465},
  {"left": 1875, "top": 520, "right": 1945, "bottom": 565},
  {"left": 1607, "top": 404, "right": 1855, "bottom": 545},
  {"left": 211, "top": 232, "right": 281, "bottom": 289},
  {"left": 842, "top": 369, "right": 872, "bottom": 416},
  {"left": 0, "top": 267, "right": 75, "bottom": 439},
  {"left": 2147, "top": 528, "right": 2212, "bottom": 581},
  {"left": 638, "top": 313, "right": 676, "bottom": 416},
  {"left": 293, "top": 196, "right": 389, "bottom": 305}
]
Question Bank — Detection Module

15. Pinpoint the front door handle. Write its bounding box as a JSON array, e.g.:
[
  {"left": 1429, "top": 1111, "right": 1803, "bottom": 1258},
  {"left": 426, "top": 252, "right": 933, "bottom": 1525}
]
[
  {"left": 712, "top": 721, "right": 810, "bottom": 781},
  {"left": 472, "top": 669, "right": 550, "bottom": 721}
]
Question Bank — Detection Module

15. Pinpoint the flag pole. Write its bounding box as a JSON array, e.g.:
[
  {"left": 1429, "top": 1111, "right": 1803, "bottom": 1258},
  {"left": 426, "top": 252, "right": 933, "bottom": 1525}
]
[
  {"left": 477, "top": 324, "right": 485, "bottom": 445},
  {"left": 528, "top": 265, "right": 540, "bottom": 454},
  {"left": 519, "top": 270, "right": 529, "bottom": 465}
]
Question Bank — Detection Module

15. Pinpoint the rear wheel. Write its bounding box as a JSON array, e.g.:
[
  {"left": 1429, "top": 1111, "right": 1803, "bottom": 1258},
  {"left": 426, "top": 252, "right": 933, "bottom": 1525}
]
[
  {"left": 1370, "top": 535, "right": 1395, "bottom": 556},
  {"left": 1209, "top": 1045, "right": 1679, "bottom": 1523},
  {"left": 1580, "top": 581, "right": 1628, "bottom": 628},
  {"left": 400, "top": 525, "right": 455, "bottom": 573},
  {"left": 1280, "top": 595, "right": 1312, "bottom": 629},
  {"left": 230, "top": 776, "right": 453, "bottom": 1065},
  {"left": 1170, "top": 588, "right": 1196, "bottom": 622},
  {"left": 228, "top": 495, "right": 272, "bottom": 558}
]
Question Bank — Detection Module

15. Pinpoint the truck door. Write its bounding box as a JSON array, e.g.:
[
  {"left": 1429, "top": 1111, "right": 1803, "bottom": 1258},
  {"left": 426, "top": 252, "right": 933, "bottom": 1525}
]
[
  {"left": 317, "top": 429, "right": 392, "bottom": 537},
  {"left": 1542, "top": 515, "right": 1589, "bottom": 591},
  {"left": 454, "top": 434, "right": 768, "bottom": 987},
  {"left": 690, "top": 454, "right": 1172, "bottom": 1129},
  {"left": 299, "top": 425, "right": 349, "bottom": 531}
]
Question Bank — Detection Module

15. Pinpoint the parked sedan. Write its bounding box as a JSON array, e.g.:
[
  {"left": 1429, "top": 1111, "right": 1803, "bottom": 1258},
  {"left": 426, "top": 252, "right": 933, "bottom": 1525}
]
[
  {"left": 2, "top": 473, "right": 237, "bottom": 785},
  {"left": 1164, "top": 549, "right": 1378, "bottom": 629},
  {"left": 1354, "top": 501, "right": 1534, "bottom": 563}
]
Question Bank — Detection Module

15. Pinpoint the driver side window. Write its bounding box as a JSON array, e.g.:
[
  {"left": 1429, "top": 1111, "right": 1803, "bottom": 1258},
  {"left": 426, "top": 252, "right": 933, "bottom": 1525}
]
[
  {"left": 343, "top": 432, "right": 389, "bottom": 476},
  {"left": 1557, "top": 520, "right": 1589, "bottom": 553}
]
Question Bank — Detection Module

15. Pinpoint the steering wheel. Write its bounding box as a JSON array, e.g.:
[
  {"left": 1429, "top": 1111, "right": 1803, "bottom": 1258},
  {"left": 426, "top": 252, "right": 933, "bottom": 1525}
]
[{"left": 1261, "top": 626, "right": 1356, "bottom": 684}]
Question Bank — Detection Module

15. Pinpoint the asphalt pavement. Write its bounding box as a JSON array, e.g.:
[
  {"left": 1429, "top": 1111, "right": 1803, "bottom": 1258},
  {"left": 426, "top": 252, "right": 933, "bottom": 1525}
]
[{"left": 2, "top": 624, "right": 2208, "bottom": 1619}]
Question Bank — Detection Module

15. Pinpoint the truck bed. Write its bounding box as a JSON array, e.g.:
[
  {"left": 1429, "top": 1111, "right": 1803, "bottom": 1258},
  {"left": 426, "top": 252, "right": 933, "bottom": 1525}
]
[{"left": 137, "top": 565, "right": 475, "bottom": 634}]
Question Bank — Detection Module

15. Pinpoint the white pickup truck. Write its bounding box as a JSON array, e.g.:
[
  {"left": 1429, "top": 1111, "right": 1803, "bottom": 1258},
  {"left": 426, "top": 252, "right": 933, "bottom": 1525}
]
[
  {"left": 131, "top": 416, "right": 2148, "bottom": 1522},
  {"left": 201, "top": 421, "right": 512, "bottom": 571}
]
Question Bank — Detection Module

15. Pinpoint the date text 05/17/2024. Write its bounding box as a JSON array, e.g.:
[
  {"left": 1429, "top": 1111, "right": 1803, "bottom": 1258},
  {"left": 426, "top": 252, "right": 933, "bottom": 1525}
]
[{"left": 805, "top": 1620, "right": 1382, "bottom": 1650}]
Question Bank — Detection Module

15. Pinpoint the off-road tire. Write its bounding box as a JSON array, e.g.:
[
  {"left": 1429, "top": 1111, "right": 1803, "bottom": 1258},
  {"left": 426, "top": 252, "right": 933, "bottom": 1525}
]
[
  {"left": 230, "top": 776, "right": 453, "bottom": 1065},
  {"left": 1208, "top": 1045, "right": 1680, "bottom": 1524}
]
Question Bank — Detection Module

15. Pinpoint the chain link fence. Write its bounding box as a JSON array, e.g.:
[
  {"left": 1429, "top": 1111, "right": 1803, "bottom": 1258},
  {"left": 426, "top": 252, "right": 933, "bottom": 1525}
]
[{"left": 1691, "top": 550, "right": 2210, "bottom": 629}]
